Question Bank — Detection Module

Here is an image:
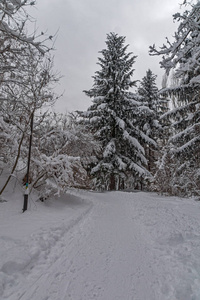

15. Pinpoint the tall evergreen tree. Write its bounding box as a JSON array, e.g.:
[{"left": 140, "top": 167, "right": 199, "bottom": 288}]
[
  {"left": 81, "top": 33, "right": 155, "bottom": 190},
  {"left": 150, "top": 1, "right": 200, "bottom": 196},
  {"left": 137, "top": 69, "right": 162, "bottom": 173}
]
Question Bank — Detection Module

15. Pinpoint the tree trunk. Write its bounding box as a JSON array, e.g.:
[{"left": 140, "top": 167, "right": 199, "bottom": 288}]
[{"left": 109, "top": 173, "right": 116, "bottom": 190}]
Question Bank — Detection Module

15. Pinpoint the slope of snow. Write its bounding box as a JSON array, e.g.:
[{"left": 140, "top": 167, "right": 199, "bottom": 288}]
[{"left": 0, "top": 185, "right": 200, "bottom": 300}]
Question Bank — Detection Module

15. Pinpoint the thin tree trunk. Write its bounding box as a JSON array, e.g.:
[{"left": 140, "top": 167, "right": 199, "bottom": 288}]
[{"left": 110, "top": 173, "right": 116, "bottom": 190}]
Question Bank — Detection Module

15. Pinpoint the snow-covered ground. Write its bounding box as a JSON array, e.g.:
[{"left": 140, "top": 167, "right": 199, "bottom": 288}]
[{"left": 1, "top": 184, "right": 200, "bottom": 300}]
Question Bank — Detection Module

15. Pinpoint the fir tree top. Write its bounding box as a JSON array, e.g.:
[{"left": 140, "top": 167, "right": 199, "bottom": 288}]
[{"left": 84, "top": 32, "right": 137, "bottom": 99}]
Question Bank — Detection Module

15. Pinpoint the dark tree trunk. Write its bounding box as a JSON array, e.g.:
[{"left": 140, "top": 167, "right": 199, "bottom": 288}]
[
  {"left": 109, "top": 173, "right": 116, "bottom": 190},
  {"left": 119, "top": 178, "right": 125, "bottom": 190}
]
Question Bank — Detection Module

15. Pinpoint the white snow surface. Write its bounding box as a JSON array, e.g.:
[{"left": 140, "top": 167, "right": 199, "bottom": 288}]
[{"left": 1, "top": 187, "right": 200, "bottom": 300}]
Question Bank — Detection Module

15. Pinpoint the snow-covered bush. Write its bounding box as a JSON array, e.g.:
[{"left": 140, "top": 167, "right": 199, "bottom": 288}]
[{"left": 27, "top": 113, "right": 101, "bottom": 199}]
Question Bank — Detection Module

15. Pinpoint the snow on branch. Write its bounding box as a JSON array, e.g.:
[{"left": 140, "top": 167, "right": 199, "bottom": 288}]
[{"left": 123, "top": 130, "right": 145, "bottom": 154}]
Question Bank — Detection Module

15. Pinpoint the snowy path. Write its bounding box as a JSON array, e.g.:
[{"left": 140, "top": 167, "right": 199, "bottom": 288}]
[{"left": 1, "top": 191, "right": 200, "bottom": 299}]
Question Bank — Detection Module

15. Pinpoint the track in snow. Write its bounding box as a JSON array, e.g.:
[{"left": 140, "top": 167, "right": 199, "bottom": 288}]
[{"left": 1, "top": 191, "right": 200, "bottom": 300}]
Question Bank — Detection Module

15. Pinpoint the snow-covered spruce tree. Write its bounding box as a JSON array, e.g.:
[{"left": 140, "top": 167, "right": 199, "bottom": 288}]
[
  {"left": 81, "top": 33, "right": 155, "bottom": 191},
  {"left": 137, "top": 69, "right": 162, "bottom": 173},
  {"left": 150, "top": 1, "right": 200, "bottom": 196}
]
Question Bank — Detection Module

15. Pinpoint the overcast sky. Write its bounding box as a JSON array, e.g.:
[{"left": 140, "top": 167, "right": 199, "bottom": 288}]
[{"left": 31, "top": 0, "right": 184, "bottom": 113}]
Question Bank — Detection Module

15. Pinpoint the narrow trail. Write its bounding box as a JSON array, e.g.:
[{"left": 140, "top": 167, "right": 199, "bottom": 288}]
[{"left": 2, "top": 191, "right": 200, "bottom": 300}]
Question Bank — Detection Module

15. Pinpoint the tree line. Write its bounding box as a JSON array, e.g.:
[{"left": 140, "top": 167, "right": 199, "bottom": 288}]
[{"left": 0, "top": 0, "right": 199, "bottom": 202}]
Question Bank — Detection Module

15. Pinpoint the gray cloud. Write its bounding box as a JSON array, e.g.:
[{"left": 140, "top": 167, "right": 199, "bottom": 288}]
[{"left": 31, "top": 0, "right": 183, "bottom": 112}]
